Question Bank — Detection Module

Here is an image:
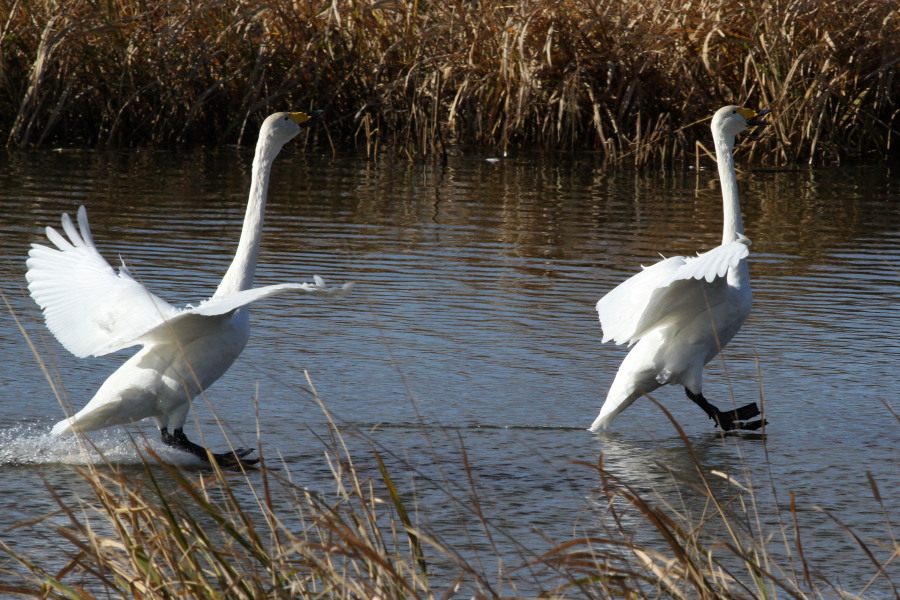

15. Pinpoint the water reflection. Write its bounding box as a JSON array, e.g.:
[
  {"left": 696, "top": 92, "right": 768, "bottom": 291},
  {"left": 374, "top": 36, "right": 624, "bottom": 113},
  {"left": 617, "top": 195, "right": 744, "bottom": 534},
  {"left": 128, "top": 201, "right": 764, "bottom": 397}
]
[{"left": 0, "top": 149, "right": 897, "bottom": 595}]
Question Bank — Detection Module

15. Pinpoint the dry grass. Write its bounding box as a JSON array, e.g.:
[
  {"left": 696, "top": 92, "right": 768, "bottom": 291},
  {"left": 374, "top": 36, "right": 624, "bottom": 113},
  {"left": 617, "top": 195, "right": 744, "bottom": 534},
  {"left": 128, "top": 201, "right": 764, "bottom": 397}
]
[
  {"left": 0, "top": 394, "right": 896, "bottom": 599},
  {"left": 0, "top": 212, "right": 897, "bottom": 597},
  {"left": 1, "top": 0, "right": 897, "bottom": 164}
]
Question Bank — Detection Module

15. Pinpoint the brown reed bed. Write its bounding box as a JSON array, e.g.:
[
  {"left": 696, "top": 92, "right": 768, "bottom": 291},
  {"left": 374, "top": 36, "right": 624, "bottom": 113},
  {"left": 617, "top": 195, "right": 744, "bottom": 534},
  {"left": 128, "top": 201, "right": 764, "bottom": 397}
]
[{"left": 1, "top": 0, "right": 897, "bottom": 164}]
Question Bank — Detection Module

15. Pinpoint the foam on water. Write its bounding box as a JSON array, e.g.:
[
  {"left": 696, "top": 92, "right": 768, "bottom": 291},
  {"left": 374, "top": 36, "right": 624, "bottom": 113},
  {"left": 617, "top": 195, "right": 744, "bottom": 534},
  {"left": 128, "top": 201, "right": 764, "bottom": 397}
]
[{"left": 0, "top": 423, "right": 208, "bottom": 467}]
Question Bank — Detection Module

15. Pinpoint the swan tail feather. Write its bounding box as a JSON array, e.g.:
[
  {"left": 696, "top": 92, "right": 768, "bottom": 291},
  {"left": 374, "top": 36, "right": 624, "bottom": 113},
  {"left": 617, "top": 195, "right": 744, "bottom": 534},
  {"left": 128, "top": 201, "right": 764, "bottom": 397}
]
[{"left": 50, "top": 417, "right": 77, "bottom": 437}]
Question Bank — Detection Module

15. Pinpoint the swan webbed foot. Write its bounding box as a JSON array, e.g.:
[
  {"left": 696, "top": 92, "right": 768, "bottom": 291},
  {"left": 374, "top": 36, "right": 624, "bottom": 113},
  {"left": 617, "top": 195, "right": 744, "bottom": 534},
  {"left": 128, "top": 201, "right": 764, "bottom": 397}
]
[
  {"left": 713, "top": 410, "right": 768, "bottom": 431},
  {"left": 160, "top": 427, "right": 259, "bottom": 467},
  {"left": 728, "top": 402, "right": 761, "bottom": 422},
  {"left": 210, "top": 449, "right": 260, "bottom": 468},
  {"left": 685, "top": 391, "right": 767, "bottom": 432},
  {"left": 730, "top": 417, "right": 768, "bottom": 431}
]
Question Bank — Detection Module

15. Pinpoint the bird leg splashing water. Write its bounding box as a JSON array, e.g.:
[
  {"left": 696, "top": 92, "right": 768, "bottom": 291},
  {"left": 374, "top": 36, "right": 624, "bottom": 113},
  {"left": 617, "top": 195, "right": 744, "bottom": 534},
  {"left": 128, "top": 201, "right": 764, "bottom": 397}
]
[
  {"left": 26, "top": 111, "right": 354, "bottom": 467},
  {"left": 590, "top": 105, "right": 770, "bottom": 433}
]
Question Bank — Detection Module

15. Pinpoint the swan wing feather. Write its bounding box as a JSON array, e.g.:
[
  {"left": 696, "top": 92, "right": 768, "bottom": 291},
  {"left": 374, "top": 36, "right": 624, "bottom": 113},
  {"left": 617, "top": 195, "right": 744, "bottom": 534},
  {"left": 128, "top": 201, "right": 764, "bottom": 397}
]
[
  {"left": 668, "top": 239, "right": 749, "bottom": 284},
  {"left": 189, "top": 279, "right": 355, "bottom": 318},
  {"left": 26, "top": 206, "right": 178, "bottom": 358},
  {"left": 128, "top": 280, "right": 355, "bottom": 346},
  {"left": 597, "top": 240, "right": 749, "bottom": 345},
  {"left": 596, "top": 256, "right": 686, "bottom": 344}
]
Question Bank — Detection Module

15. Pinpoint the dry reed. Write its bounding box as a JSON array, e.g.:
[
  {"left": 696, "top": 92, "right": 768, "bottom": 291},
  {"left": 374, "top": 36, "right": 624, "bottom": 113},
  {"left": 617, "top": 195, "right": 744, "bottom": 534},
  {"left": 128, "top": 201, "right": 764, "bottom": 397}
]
[
  {"left": 0, "top": 396, "right": 896, "bottom": 599},
  {"left": 1, "top": 0, "right": 897, "bottom": 164}
]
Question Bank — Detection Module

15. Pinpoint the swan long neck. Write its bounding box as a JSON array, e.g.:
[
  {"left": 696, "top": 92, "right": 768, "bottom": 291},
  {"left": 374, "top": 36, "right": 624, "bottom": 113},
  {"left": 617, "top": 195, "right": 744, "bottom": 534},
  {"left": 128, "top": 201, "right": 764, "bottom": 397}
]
[
  {"left": 215, "top": 137, "right": 278, "bottom": 297},
  {"left": 713, "top": 127, "right": 744, "bottom": 245}
]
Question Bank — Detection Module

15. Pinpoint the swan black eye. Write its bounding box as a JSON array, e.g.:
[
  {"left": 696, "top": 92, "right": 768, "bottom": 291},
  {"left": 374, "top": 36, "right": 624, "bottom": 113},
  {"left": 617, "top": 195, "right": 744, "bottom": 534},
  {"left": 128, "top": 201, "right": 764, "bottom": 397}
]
[{"left": 732, "top": 110, "right": 737, "bottom": 114}]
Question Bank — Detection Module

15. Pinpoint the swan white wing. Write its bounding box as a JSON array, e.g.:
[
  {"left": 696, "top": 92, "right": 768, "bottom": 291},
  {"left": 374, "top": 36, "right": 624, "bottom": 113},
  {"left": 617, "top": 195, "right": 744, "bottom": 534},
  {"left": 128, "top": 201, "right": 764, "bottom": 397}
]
[
  {"left": 26, "top": 206, "right": 178, "bottom": 358},
  {"left": 134, "top": 278, "right": 355, "bottom": 344},
  {"left": 630, "top": 275, "right": 732, "bottom": 342},
  {"left": 627, "top": 240, "right": 750, "bottom": 335},
  {"left": 597, "top": 240, "right": 749, "bottom": 346},
  {"left": 596, "top": 256, "right": 687, "bottom": 345},
  {"left": 667, "top": 239, "right": 749, "bottom": 284},
  {"left": 190, "top": 278, "right": 355, "bottom": 317}
]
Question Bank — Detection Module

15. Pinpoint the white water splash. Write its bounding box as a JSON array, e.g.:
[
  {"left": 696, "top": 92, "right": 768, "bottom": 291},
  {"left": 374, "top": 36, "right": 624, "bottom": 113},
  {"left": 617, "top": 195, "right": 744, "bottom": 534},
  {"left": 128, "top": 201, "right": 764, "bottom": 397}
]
[{"left": 0, "top": 423, "right": 207, "bottom": 467}]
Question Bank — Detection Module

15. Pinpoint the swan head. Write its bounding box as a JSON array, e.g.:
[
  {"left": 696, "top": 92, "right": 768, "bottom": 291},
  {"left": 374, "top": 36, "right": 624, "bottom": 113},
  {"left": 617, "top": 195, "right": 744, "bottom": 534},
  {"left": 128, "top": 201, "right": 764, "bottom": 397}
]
[
  {"left": 712, "top": 105, "right": 770, "bottom": 138},
  {"left": 258, "top": 111, "right": 322, "bottom": 150}
]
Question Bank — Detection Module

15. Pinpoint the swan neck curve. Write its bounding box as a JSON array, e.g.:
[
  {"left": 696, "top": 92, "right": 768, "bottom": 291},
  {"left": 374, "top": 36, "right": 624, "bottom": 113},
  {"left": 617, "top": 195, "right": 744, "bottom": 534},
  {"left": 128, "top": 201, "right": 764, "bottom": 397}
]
[
  {"left": 714, "top": 127, "right": 744, "bottom": 245},
  {"left": 215, "top": 136, "right": 279, "bottom": 297}
]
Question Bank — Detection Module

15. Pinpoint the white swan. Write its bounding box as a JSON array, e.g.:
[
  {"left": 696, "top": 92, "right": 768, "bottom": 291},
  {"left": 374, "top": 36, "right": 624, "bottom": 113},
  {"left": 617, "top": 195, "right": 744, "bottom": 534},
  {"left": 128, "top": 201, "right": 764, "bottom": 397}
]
[
  {"left": 590, "top": 105, "right": 769, "bottom": 432},
  {"left": 26, "top": 111, "right": 354, "bottom": 464}
]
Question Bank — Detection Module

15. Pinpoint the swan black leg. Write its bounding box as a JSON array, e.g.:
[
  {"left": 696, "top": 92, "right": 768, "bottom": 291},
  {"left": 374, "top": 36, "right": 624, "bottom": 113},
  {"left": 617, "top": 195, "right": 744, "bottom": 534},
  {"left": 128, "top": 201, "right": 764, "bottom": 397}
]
[
  {"left": 160, "top": 427, "right": 258, "bottom": 467},
  {"left": 685, "top": 390, "right": 766, "bottom": 431}
]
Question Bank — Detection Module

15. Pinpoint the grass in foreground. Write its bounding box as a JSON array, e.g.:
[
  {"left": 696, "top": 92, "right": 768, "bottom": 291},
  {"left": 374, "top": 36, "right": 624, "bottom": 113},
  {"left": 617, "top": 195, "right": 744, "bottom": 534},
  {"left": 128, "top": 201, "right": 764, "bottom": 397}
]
[
  {"left": 1, "top": 0, "right": 897, "bottom": 164},
  {"left": 0, "top": 396, "right": 896, "bottom": 600},
  {"left": 1, "top": 290, "right": 896, "bottom": 598}
]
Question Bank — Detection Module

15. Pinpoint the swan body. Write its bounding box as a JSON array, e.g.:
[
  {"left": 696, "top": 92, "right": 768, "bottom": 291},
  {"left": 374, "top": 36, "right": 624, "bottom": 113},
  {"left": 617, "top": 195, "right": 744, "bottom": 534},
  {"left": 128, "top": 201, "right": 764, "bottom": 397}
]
[
  {"left": 590, "top": 105, "right": 769, "bottom": 432},
  {"left": 27, "top": 111, "right": 353, "bottom": 464}
]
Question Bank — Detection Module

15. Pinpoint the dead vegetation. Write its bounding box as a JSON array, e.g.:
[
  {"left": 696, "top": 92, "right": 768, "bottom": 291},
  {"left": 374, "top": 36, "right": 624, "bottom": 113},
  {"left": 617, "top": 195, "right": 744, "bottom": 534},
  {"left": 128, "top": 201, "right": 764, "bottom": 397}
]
[
  {"left": 1, "top": 0, "right": 898, "bottom": 163},
  {"left": 1, "top": 400, "right": 896, "bottom": 599}
]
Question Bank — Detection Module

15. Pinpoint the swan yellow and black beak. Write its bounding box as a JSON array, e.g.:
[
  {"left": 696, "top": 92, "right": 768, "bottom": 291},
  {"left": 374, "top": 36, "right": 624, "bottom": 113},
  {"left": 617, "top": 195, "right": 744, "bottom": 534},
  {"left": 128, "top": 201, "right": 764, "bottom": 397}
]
[
  {"left": 288, "top": 110, "right": 324, "bottom": 128},
  {"left": 737, "top": 107, "right": 771, "bottom": 127}
]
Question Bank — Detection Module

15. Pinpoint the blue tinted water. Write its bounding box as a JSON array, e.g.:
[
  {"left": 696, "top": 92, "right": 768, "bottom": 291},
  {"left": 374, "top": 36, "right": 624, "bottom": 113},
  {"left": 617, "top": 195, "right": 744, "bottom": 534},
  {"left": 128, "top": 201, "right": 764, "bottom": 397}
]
[{"left": 0, "top": 149, "right": 897, "bottom": 596}]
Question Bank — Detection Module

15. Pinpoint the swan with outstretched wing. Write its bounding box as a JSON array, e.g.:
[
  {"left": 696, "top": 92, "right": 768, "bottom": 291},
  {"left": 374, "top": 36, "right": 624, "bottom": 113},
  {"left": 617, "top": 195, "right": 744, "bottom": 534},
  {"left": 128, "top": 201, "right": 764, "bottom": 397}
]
[{"left": 27, "top": 112, "right": 353, "bottom": 465}]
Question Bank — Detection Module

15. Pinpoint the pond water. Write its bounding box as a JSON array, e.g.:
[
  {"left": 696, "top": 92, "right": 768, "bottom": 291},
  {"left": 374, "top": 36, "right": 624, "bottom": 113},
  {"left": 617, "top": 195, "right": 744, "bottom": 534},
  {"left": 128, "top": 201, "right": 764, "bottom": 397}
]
[{"left": 0, "top": 147, "right": 897, "bottom": 597}]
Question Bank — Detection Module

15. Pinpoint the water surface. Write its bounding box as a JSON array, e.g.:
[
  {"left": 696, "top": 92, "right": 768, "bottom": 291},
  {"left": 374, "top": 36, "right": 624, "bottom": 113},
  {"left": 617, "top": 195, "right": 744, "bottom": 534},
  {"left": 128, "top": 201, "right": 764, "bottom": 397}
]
[{"left": 0, "top": 148, "right": 897, "bottom": 596}]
